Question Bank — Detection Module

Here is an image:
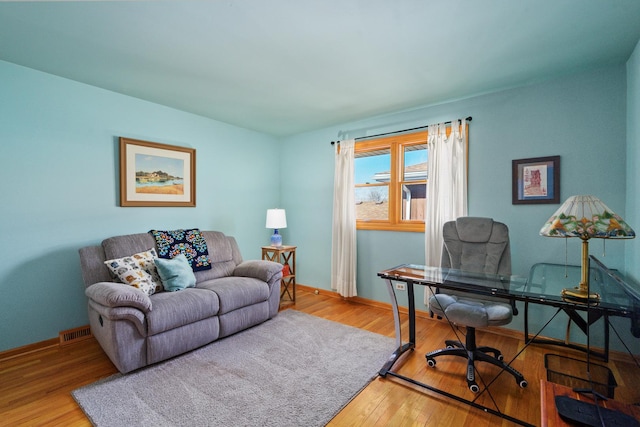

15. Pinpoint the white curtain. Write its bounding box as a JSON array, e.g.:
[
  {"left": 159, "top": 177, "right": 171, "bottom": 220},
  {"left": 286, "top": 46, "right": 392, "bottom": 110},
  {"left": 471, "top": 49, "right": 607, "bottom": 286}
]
[
  {"left": 424, "top": 121, "right": 468, "bottom": 303},
  {"left": 331, "top": 139, "right": 357, "bottom": 297}
]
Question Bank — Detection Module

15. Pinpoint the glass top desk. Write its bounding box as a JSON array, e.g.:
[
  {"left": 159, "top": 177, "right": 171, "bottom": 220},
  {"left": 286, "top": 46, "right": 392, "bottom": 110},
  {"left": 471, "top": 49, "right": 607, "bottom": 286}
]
[
  {"left": 377, "top": 257, "right": 639, "bottom": 426},
  {"left": 526, "top": 257, "right": 640, "bottom": 361}
]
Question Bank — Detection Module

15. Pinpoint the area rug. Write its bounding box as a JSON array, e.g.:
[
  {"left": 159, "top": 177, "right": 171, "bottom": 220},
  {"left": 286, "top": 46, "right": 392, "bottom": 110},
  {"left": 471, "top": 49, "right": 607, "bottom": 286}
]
[{"left": 72, "top": 310, "right": 394, "bottom": 426}]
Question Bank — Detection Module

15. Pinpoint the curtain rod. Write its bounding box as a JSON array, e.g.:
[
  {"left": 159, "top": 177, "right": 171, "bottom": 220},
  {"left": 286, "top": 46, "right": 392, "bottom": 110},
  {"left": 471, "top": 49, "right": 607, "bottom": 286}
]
[{"left": 330, "top": 116, "right": 472, "bottom": 145}]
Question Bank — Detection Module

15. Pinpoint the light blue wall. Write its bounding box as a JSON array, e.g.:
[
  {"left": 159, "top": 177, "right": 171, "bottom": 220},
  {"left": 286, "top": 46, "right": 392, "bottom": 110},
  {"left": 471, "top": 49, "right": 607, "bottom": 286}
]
[
  {"left": 0, "top": 60, "right": 280, "bottom": 352},
  {"left": 282, "top": 64, "right": 638, "bottom": 353},
  {"left": 1, "top": 57, "right": 638, "bottom": 355},
  {"left": 627, "top": 39, "right": 640, "bottom": 283}
]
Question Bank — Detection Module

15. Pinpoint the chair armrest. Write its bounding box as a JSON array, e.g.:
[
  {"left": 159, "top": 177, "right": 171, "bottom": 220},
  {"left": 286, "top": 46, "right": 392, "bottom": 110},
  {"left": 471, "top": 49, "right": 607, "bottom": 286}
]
[
  {"left": 85, "top": 282, "right": 152, "bottom": 313},
  {"left": 233, "top": 260, "right": 283, "bottom": 283}
]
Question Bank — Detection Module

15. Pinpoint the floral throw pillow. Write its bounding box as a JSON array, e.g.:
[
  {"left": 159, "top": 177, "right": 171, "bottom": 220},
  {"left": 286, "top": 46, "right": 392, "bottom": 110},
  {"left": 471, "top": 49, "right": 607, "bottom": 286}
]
[
  {"left": 104, "top": 248, "right": 164, "bottom": 296},
  {"left": 149, "top": 229, "right": 212, "bottom": 272}
]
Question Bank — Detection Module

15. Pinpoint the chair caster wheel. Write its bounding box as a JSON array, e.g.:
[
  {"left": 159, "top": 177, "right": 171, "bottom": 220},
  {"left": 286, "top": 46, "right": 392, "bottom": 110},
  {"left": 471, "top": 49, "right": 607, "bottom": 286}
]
[
  {"left": 519, "top": 380, "right": 528, "bottom": 389},
  {"left": 469, "top": 383, "right": 480, "bottom": 393},
  {"left": 446, "top": 345, "right": 454, "bottom": 349},
  {"left": 427, "top": 358, "right": 436, "bottom": 367},
  {"left": 497, "top": 354, "right": 504, "bottom": 361}
]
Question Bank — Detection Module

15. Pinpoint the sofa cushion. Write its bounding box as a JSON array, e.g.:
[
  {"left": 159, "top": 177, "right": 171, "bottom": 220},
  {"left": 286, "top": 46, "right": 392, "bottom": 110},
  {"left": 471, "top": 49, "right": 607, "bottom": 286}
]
[
  {"left": 197, "top": 276, "right": 270, "bottom": 315},
  {"left": 154, "top": 254, "right": 196, "bottom": 292},
  {"left": 194, "top": 260, "right": 237, "bottom": 283},
  {"left": 104, "top": 249, "right": 163, "bottom": 296},
  {"left": 79, "top": 245, "right": 113, "bottom": 287},
  {"left": 201, "top": 231, "right": 233, "bottom": 263},
  {"left": 147, "top": 288, "right": 220, "bottom": 335},
  {"left": 103, "top": 233, "right": 157, "bottom": 261},
  {"left": 149, "top": 228, "right": 212, "bottom": 272},
  {"left": 192, "top": 232, "right": 238, "bottom": 282}
]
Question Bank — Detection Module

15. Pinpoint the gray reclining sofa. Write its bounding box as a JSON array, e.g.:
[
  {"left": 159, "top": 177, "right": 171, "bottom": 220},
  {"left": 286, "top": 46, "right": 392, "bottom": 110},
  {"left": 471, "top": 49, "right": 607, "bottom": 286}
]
[{"left": 78, "top": 230, "right": 283, "bottom": 373}]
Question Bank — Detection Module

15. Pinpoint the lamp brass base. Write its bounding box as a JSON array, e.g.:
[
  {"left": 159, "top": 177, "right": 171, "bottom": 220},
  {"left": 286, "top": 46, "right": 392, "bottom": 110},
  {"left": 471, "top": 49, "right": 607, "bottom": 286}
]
[{"left": 561, "top": 286, "right": 600, "bottom": 303}]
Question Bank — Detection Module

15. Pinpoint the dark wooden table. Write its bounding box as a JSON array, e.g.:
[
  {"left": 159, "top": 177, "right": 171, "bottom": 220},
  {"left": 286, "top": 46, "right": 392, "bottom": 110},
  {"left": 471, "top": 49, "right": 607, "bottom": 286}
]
[{"left": 540, "top": 379, "right": 640, "bottom": 426}]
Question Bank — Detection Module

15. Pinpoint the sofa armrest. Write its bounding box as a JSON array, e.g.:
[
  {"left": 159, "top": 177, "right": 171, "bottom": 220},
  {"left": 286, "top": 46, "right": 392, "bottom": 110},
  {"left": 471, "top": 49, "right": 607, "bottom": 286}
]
[
  {"left": 233, "top": 260, "right": 283, "bottom": 283},
  {"left": 88, "top": 300, "right": 147, "bottom": 330},
  {"left": 85, "top": 282, "right": 152, "bottom": 313}
]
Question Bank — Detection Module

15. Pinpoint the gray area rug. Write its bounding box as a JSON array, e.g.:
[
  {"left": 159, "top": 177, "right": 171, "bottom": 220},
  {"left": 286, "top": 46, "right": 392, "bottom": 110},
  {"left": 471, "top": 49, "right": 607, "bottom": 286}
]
[{"left": 72, "top": 310, "right": 394, "bottom": 426}]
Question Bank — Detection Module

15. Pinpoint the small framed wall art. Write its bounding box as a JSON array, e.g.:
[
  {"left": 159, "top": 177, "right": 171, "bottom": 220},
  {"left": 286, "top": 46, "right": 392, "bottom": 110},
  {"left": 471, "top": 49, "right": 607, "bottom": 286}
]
[
  {"left": 512, "top": 155, "right": 560, "bottom": 205},
  {"left": 119, "top": 137, "right": 196, "bottom": 207}
]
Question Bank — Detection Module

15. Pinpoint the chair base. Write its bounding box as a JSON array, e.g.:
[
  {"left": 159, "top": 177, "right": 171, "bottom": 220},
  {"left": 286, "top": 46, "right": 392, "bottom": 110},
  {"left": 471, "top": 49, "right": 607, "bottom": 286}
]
[{"left": 425, "top": 327, "right": 527, "bottom": 393}]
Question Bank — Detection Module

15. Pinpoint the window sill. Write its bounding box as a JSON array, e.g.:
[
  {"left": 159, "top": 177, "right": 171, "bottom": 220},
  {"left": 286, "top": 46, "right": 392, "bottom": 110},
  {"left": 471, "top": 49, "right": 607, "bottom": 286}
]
[{"left": 356, "top": 222, "right": 425, "bottom": 232}]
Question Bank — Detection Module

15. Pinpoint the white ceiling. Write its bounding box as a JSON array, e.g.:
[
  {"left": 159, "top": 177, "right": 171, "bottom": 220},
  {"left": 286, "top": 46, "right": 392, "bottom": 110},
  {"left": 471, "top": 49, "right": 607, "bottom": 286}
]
[{"left": 1, "top": 0, "right": 640, "bottom": 137}]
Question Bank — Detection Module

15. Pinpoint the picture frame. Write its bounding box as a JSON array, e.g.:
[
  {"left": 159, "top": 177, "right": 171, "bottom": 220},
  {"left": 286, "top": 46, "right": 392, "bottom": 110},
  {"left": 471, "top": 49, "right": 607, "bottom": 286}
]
[
  {"left": 512, "top": 155, "right": 560, "bottom": 205},
  {"left": 119, "top": 137, "right": 196, "bottom": 207}
]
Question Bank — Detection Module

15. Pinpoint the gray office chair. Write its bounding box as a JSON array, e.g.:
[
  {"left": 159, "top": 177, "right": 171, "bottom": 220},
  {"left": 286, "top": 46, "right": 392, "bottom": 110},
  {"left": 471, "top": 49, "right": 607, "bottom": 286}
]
[{"left": 426, "top": 217, "right": 527, "bottom": 393}]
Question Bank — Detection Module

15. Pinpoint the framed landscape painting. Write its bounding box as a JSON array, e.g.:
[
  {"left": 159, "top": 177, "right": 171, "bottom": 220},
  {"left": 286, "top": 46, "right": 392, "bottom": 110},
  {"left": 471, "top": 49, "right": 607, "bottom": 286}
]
[
  {"left": 119, "top": 137, "right": 196, "bottom": 207},
  {"left": 512, "top": 155, "right": 560, "bottom": 205}
]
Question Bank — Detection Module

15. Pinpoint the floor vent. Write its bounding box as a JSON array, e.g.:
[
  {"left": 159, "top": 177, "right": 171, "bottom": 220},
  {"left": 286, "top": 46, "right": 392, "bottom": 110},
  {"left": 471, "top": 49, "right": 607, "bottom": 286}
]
[{"left": 59, "top": 325, "right": 92, "bottom": 346}]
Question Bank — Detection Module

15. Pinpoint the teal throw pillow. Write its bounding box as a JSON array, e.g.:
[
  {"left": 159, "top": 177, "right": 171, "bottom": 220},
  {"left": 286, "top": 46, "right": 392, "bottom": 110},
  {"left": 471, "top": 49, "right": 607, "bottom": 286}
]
[{"left": 154, "top": 254, "right": 196, "bottom": 292}]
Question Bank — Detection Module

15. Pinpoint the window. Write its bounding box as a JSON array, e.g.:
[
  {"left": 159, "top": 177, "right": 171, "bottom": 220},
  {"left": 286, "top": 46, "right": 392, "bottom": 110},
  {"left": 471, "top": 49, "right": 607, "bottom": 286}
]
[{"left": 355, "top": 131, "right": 428, "bottom": 232}]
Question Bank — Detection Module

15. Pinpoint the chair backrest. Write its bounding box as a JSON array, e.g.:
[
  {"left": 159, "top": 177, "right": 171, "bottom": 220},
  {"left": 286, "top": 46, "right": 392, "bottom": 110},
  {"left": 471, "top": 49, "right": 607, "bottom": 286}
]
[
  {"left": 441, "top": 217, "right": 511, "bottom": 276},
  {"left": 439, "top": 217, "right": 515, "bottom": 313}
]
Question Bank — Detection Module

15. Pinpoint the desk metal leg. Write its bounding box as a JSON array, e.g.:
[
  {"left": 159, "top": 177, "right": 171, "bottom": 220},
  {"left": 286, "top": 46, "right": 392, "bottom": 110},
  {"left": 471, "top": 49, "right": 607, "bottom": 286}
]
[
  {"left": 524, "top": 301, "right": 530, "bottom": 343},
  {"left": 378, "top": 277, "right": 533, "bottom": 427},
  {"left": 524, "top": 301, "right": 610, "bottom": 361},
  {"left": 605, "top": 315, "right": 609, "bottom": 361},
  {"left": 379, "top": 278, "right": 415, "bottom": 377},
  {"left": 407, "top": 280, "right": 416, "bottom": 344}
]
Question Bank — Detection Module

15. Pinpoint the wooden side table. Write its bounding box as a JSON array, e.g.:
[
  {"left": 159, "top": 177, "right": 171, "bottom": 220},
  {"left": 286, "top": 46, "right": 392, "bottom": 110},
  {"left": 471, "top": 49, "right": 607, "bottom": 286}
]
[{"left": 261, "top": 245, "right": 296, "bottom": 302}]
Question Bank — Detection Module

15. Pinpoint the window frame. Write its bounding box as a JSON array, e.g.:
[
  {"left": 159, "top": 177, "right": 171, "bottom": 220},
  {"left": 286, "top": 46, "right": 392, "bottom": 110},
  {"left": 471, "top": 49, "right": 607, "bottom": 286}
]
[
  {"left": 354, "top": 125, "right": 468, "bottom": 232},
  {"left": 355, "top": 131, "right": 428, "bottom": 232}
]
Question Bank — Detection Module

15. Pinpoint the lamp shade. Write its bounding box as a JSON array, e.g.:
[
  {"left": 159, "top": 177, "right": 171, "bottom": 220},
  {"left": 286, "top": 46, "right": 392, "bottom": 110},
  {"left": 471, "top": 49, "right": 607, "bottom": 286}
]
[
  {"left": 266, "top": 209, "right": 287, "bottom": 229},
  {"left": 539, "top": 195, "right": 635, "bottom": 239},
  {"left": 540, "top": 195, "right": 635, "bottom": 301}
]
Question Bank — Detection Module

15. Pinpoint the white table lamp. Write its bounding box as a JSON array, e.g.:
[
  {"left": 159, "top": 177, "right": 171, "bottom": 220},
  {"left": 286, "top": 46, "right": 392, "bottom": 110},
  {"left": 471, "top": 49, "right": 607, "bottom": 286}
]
[{"left": 266, "top": 209, "right": 287, "bottom": 247}]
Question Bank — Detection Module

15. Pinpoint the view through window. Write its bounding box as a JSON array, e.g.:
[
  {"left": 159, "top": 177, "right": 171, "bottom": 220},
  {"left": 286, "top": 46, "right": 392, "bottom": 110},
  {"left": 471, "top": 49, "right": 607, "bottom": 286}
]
[{"left": 354, "top": 131, "right": 428, "bottom": 232}]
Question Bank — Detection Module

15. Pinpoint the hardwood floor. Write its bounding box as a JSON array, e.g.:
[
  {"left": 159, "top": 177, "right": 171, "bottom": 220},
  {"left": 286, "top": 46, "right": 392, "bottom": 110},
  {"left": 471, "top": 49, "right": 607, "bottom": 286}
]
[{"left": 1, "top": 288, "right": 639, "bottom": 426}]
